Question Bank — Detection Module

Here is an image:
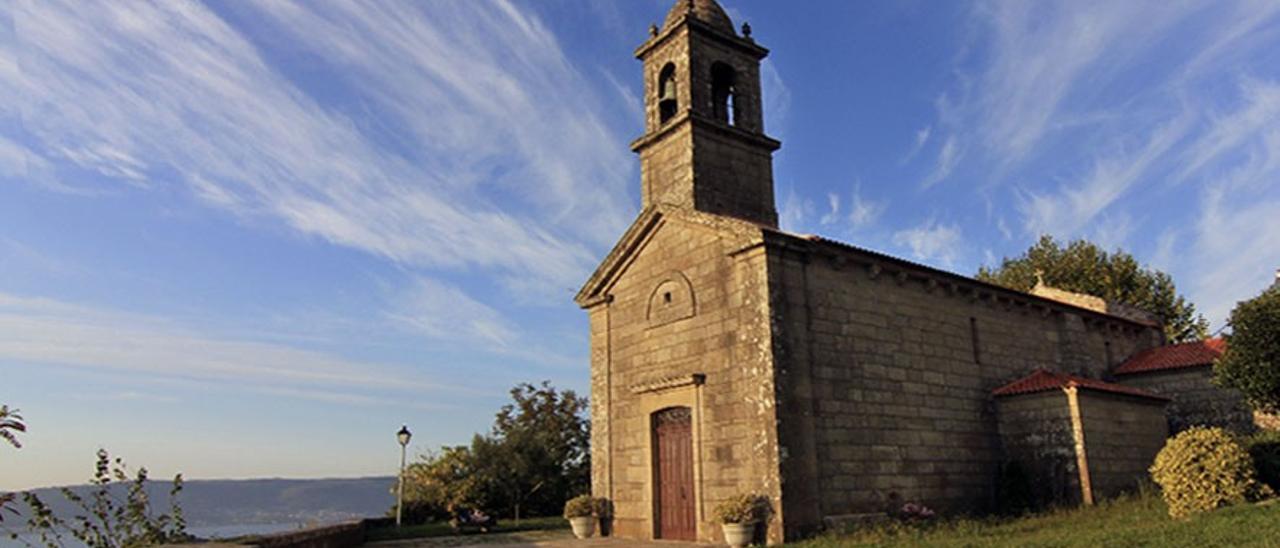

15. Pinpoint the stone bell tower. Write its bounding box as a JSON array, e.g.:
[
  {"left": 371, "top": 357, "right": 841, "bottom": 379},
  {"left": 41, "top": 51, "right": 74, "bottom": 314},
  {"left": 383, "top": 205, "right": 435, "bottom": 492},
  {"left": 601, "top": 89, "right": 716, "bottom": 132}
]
[{"left": 632, "top": 0, "right": 781, "bottom": 227}]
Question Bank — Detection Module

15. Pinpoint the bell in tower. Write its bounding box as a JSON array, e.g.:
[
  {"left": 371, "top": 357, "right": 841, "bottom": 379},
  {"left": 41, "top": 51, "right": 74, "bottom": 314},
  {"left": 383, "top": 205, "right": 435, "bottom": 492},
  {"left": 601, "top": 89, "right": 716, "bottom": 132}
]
[
  {"left": 630, "top": 0, "right": 781, "bottom": 227},
  {"left": 658, "top": 63, "right": 678, "bottom": 124}
]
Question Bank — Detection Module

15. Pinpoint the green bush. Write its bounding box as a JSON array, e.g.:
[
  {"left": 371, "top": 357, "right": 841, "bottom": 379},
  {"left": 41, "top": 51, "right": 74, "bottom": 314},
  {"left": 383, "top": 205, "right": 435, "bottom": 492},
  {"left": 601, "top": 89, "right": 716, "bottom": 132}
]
[
  {"left": 1149, "top": 427, "right": 1273, "bottom": 518},
  {"left": 712, "top": 494, "right": 773, "bottom": 524},
  {"left": 563, "top": 494, "right": 594, "bottom": 519},
  {"left": 1245, "top": 430, "right": 1280, "bottom": 493}
]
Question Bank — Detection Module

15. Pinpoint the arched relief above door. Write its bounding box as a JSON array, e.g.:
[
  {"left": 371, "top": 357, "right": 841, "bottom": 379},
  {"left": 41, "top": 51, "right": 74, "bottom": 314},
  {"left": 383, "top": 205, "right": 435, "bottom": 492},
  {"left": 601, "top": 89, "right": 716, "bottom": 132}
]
[{"left": 647, "top": 271, "right": 696, "bottom": 328}]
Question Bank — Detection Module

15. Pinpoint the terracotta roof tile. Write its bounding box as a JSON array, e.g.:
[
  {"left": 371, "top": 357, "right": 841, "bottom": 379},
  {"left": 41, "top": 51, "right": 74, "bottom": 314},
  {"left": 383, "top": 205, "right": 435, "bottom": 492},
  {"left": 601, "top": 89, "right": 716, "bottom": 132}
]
[
  {"left": 992, "top": 369, "right": 1168, "bottom": 401},
  {"left": 1113, "top": 338, "right": 1225, "bottom": 375}
]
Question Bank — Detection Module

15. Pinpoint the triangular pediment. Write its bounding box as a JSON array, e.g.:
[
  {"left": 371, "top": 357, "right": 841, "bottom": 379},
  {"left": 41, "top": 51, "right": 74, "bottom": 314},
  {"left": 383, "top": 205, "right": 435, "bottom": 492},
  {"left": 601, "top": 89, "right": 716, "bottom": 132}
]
[
  {"left": 575, "top": 206, "right": 766, "bottom": 308},
  {"left": 575, "top": 207, "right": 665, "bottom": 307}
]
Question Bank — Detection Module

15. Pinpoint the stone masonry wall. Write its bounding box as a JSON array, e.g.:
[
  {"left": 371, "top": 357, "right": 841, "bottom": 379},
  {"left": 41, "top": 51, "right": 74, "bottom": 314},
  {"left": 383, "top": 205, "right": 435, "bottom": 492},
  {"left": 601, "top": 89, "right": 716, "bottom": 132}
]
[
  {"left": 1075, "top": 392, "right": 1168, "bottom": 498},
  {"left": 766, "top": 237, "right": 1164, "bottom": 527},
  {"left": 586, "top": 212, "right": 784, "bottom": 544},
  {"left": 1117, "top": 367, "right": 1255, "bottom": 433},
  {"left": 995, "top": 392, "right": 1081, "bottom": 506}
]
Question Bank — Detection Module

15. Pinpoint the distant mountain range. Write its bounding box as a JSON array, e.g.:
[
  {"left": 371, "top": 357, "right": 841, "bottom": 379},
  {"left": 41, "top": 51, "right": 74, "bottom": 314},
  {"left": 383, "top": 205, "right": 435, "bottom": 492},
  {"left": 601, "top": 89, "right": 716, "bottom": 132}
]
[{"left": 16, "top": 476, "right": 395, "bottom": 529}]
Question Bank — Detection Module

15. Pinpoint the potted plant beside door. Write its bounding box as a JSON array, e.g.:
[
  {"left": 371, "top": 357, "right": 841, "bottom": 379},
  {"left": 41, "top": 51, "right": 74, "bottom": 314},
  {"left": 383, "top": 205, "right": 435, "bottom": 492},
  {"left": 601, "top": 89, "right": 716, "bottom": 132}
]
[
  {"left": 713, "top": 494, "right": 773, "bottom": 547},
  {"left": 564, "top": 494, "right": 596, "bottom": 539}
]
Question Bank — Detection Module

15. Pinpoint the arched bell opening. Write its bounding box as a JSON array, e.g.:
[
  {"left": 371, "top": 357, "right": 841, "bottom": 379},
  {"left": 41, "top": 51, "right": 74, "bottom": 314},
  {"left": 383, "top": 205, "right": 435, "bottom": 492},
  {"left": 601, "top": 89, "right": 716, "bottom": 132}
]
[
  {"left": 710, "top": 62, "right": 738, "bottom": 126},
  {"left": 658, "top": 63, "right": 679, "bottom": 124}
]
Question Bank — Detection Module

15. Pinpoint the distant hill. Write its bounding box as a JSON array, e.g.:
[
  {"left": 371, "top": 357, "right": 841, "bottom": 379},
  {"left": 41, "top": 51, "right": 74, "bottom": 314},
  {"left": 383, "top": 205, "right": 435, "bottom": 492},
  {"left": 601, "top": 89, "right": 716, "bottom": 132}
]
[{"left": 18, "top": 476, "right": 395, "bottom": 529}]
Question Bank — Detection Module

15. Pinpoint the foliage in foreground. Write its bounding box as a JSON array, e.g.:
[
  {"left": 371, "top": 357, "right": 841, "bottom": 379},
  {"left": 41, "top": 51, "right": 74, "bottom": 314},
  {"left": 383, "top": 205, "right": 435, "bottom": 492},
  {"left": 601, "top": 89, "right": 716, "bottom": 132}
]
[
  {"left": 5, "top": 449, "right": 188, "bottom": 548},
  {"left": 1214, "top": 285, "right": 1280, "bottom": 413},
  {"left": 0, "top": 405, "right": 25, "bottom": 450},
  {"left": 1149, "top": 427, "right": 1272, "bottom": 519},
  {"left": 976, "top": 235, "right": 1209, "bottom": 342},
  {"left": 0, "top": 405, "right": 25, "bottom": 524},
  {"left": 397, "top": 381, "right": 590, "bottom": 522},
  {"left": 789, "top": 492, "right": 1280, "bottom": 548}
]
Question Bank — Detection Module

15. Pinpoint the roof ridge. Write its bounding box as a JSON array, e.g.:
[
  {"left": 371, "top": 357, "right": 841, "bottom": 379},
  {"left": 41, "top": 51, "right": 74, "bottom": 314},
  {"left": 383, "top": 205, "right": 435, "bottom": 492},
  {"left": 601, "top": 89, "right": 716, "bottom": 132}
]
[{"left": 993, "top": 368, "right": 1167, "bottom": 401}]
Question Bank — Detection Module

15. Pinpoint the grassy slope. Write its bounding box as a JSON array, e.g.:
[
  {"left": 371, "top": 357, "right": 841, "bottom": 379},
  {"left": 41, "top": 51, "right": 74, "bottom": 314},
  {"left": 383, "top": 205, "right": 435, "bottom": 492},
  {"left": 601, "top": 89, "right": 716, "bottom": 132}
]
[{"left": 791, "top": 496, "right": 1280, "bottom": 547}]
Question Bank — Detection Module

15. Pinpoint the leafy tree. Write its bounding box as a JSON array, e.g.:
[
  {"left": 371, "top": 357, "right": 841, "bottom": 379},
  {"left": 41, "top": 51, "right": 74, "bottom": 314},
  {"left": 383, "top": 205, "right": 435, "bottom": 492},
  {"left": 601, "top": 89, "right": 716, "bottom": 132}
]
[
  {"left": 397, "top": 381, "right": 590, "bottom": 521},
  {"left": 1214, "top": 286, "right": 1280, "bottom": 413},
  {"left": 396, "top": 445, "right": 486, "bottom": 523},
  {"left": 483, "top": 381, "right": 590, "bottom": 520},
  {"left": 977, "top": 235, "right": 1209, "bottom": 342},
  {"left": 0, "top": 405, "right": 25, "bottom": 449}
]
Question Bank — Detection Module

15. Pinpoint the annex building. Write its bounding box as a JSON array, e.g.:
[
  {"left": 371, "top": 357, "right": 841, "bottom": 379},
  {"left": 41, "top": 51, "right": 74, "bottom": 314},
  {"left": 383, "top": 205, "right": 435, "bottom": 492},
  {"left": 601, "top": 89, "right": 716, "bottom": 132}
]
[{"left": 575, "top": 1, "right": 1257, "bottom": 543}]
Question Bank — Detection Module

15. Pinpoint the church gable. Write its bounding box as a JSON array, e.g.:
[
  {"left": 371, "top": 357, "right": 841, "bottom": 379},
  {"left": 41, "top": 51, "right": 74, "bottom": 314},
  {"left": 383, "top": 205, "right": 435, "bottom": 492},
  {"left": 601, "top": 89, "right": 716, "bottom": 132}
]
[
  {"left": 576, "top": 205, "right": 765, "bottom": 309},
  {"left": 576, "top": 207, "right": 664, "bottom": 308}
]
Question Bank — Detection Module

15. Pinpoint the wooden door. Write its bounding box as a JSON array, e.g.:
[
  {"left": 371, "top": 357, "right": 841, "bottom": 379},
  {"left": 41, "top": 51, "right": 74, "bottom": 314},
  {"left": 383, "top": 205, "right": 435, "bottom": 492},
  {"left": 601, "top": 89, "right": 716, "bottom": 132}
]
[{"left": 654, "top": 407, "right": 696, "bottom": 541}]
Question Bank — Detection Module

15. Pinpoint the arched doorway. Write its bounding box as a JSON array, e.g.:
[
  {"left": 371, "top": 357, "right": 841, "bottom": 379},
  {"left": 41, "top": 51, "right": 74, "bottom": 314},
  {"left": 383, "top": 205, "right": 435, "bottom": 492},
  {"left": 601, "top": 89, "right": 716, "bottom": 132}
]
[{"left": 652, "top": 406, "right": 695, "bottom": 540}]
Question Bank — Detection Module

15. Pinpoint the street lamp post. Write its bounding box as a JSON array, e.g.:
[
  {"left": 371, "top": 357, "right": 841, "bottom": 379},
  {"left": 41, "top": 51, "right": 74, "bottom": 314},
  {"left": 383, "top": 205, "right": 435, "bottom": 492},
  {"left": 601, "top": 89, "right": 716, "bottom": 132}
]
[{"left": 396, "top": 425, "right": 412, "bottom": 527}]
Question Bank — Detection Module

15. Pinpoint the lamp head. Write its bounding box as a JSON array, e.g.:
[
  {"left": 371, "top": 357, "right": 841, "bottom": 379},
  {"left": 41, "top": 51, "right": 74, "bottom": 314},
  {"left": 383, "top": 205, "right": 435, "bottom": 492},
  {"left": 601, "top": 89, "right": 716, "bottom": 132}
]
[{"left": 397, "top": 425, "right": 412, "bottom": 446}]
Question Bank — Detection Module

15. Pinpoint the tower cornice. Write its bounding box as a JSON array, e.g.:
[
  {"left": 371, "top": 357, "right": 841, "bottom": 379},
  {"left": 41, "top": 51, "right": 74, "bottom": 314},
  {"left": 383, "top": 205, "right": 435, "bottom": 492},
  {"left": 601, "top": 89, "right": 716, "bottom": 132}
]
[
  {"left": 629, "top": 110, "right": 781, "bottom": 154},
  {"left": 635, "top": 16, "right": 768, "bottom": 61}
]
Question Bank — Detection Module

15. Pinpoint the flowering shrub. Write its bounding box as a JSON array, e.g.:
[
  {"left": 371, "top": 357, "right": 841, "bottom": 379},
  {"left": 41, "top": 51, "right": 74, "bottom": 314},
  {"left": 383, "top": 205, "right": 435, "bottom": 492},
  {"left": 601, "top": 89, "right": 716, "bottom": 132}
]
[{"left": 1150, "top": 426, "right": 1273, "bottom": 518}]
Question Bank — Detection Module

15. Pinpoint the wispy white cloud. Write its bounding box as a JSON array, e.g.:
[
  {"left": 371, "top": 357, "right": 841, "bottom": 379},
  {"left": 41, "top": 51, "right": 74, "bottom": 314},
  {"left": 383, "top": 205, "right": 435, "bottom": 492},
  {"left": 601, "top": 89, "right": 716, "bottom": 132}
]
[
  {"left": 761, "top": 60, "right": 792, "bottom": 136},
  {"left": 901, "top": 125, "right": 932, "bottom": 163},
  {"left": 388, "top": 277, "right": 517, "bottom": 348},
  {"left": 818, "top": 192, "right": 841, "bottom": 226},
  {"left": 921, "top": 134, "right": 960, "bottom": 188},
  {"left": 777, "top": 184, "right": 814, "bottom": 233},
  {"left": 1178, "top": 1, "right": 1280, "bottom": 83},
  {"left": 847, "top": 183, "right": 887, "bottom": 230},
  {"left": 1018, "top": 111, "right": 1193, "bottom": 238},
  {"left": 0, "top": 292, "right": 475, "bottom": 400},
  {"left": 1186, "top": 186, "right": 1280, "bottom": 326},
  {"left": 1174, "top": 79, "right": 1280, "bottom": 326},
  {"left": 5, "top": 1, "right": 633, "bottom": 300},
  {"left": 1178, "top": 78, "right": 1280, "bottom": 185},
  {"left": 950, "top": 2, "right": 1198, "bottom": 172},
  {"left": 1149, "top": 228, "right": 1178, "bottom": 273},
  {"left": 892, "top": 219, "right": 963, "bottom": 269},
  {"left": 996, "top": 217, "right": 1012, "bottom": 241}
]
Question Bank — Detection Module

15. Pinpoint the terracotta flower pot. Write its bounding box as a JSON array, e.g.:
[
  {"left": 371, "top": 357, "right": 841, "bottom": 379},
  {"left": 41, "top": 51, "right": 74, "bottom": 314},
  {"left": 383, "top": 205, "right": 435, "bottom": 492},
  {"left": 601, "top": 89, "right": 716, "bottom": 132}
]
[
  {"left": 721, "top": 521, "right": 756, "bottom": 547},
  {"left": 569, "top": 516, "right": 596, "bottom": 539}
]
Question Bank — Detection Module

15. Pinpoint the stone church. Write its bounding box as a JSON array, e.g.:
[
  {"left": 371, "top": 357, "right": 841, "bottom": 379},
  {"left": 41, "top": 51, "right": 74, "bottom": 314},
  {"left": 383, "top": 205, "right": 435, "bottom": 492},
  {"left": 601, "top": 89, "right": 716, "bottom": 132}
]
[{"left": 575, "top": 0, "right": 1256, "bottom": 543}]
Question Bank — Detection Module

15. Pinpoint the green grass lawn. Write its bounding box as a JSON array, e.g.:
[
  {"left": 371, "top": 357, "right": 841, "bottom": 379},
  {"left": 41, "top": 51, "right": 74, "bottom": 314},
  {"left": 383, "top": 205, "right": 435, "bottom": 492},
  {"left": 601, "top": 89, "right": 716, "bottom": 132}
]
[
  {"left": 790, "top": 495, "right": 1280, "bottom": 547},
  {"left": 364, "top": 515, "right": 567, "bottom": 543}
]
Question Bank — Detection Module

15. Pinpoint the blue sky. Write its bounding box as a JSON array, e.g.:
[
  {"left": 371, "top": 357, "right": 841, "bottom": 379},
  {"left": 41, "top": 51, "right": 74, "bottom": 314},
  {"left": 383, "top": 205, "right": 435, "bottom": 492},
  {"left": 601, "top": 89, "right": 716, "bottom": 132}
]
[{"left": 2, "top": 0, "right": 1279, "bottom": 490}]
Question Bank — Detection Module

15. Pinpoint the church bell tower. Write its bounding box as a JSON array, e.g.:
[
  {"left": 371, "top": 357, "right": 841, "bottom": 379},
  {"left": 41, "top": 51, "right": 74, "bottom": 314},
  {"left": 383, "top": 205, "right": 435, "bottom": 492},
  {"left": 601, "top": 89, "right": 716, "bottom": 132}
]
[{"left": 632, "top": 0, "right": 781, "bottom": 227}]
